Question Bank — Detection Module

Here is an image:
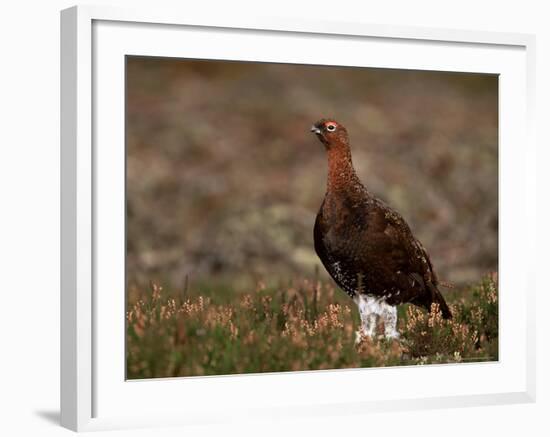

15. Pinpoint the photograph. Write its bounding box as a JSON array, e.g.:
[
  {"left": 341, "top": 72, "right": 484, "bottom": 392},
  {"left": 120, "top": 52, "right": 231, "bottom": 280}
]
[{"left": 125, "top": 56, "right": 499, "bottom": 379}]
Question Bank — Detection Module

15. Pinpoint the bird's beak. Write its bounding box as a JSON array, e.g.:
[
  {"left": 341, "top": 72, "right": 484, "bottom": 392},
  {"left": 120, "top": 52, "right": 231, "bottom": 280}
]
[{"left": 310, "top": 126, "right": 321, "bottom": 134}]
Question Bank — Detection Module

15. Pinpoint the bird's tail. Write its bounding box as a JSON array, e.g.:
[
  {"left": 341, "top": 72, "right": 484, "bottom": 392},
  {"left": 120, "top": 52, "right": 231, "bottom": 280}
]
[{"left": 427, "top": 283, "right": 452, "bottom": 319}]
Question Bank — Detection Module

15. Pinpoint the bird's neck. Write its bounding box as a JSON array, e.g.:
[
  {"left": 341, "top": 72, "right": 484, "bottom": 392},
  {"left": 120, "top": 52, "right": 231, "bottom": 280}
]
[{"left": 326, "top": 143, "right": 361, "bottom": 192}]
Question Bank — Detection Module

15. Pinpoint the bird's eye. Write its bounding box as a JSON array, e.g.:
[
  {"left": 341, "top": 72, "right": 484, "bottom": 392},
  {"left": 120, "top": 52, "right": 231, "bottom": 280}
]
[{"left": 326, "top": 124, "right": 336, "bottom": 132}]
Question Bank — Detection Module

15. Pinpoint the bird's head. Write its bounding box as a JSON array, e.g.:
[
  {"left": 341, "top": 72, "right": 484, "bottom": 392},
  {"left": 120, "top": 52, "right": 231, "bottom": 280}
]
[{"left": 310, "top": 119, "right": 349, "bottom": 149}]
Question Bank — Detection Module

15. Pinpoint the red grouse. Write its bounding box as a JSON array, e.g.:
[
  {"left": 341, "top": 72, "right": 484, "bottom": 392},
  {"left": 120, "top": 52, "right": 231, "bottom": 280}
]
[{"left": 311, "top": 119, "right": 451, "bottom": 340}]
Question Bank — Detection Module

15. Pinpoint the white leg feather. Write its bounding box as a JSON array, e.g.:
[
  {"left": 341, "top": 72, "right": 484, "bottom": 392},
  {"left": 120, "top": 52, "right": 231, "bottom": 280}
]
[
  {"left": 354, "top": 295, "right": 400, "bottom": 342},
  {"left": 354, "top": 295, "right": 378, "bottom": 343},
  {"left": 381, "top": 302, "right": 400, "bottom": 339}
]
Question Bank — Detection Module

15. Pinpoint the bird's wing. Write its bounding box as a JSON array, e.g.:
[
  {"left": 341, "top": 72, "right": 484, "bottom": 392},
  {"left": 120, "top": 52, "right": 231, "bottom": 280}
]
[{"left": 358, "top": 200, "right": 439, "bottom": 302}]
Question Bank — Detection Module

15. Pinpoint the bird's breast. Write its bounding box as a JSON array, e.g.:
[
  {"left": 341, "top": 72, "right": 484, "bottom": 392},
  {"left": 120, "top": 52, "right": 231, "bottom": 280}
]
[
  {"left": 321, "top": 193, "right": 369, "bottom": 232},
  {"left": 318, "top": 193, "right": 371, "bottom": 255}
]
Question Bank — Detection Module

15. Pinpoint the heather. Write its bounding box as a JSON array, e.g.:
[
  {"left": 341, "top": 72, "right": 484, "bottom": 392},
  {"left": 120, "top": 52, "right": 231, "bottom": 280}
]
[{"left": 127, "top": 274, "right": 497, "bottom": 378}]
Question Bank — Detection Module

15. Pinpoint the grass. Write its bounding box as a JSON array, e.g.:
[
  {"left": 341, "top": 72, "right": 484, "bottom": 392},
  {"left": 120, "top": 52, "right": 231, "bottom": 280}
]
[{"left": 126, "top": 273, "right": 498, "bottom": 379}]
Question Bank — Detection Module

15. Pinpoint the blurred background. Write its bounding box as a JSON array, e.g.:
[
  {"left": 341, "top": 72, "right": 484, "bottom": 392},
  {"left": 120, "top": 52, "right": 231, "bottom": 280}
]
[{"left": 126, "top": 56, "right": 498, "bottom": 292}]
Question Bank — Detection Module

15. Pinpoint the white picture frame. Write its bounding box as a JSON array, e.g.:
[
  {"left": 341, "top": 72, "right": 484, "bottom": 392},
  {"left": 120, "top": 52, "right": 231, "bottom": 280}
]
[{"left": 60, "top": 5, "right": 536, "bottom": 432}]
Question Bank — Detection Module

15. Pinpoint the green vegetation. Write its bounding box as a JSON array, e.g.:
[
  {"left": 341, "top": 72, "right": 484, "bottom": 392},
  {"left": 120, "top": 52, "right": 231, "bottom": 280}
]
[{"left": 126, "top": 274, "right": 498, "bottom": 379}]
